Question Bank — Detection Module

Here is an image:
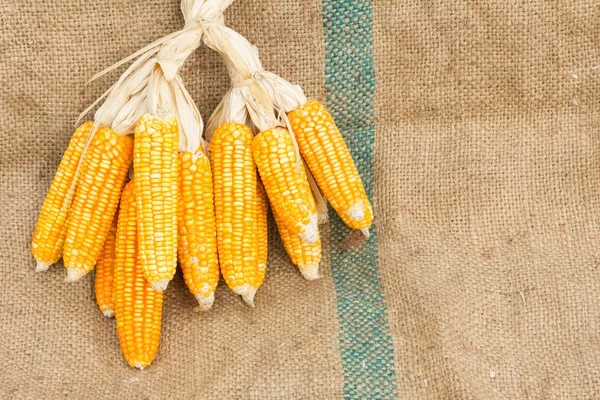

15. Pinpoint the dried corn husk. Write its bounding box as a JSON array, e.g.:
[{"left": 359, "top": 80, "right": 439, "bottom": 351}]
[{"left": 204, "top": 24, "right": 328, "bottom": 223}]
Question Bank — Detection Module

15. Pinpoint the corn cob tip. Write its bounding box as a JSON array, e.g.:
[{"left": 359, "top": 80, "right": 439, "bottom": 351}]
[
  {"left": 345, "top": 201, "right": 366, "bottom": 222},
  {"left": 194, "top": 293, "right": 215, "bottom": 312},
  {"left": 35, "top": 261, "right": 52, "bottom": 272},
  {"left": 300, "top": 263, "right": 320, "bottom": 281},
  {"left": 361, "top": 228, "right": 371, "bottom": 238},
  {"left": 134, "top": 362, "right": 148, "bottom": 370},
  {"left": 65, "top": 268, "right": 87, "bottom": 282},
  {"left": 151, "top": 279, "right": 170, "bottom": 292},
  {"left": 102, "top": 308, "right": 115, "bottom": 318},
  {"left": 298, "top": 213, "right": 319, "bottom": 244},
  {"left": 241, "top": 287, "right": 257, "bottom": 308},
  {"left": 231, "top": 284, "right": 257, "bottom": 307}
]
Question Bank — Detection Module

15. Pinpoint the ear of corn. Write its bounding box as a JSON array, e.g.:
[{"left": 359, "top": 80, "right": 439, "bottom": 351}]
[
  {"left": 256, "top": 182, "right": 268, "bottom": 288},
  {"left": 63, "top": 126, "right": 134, "bottom": 281},
  {"left": 288, "top": 99, "right": 373, "bottom": 233},
  {"left": 32, "top": 122, "right": 94, "bottom": 272},
  {"left": 94, "top": 213, "right": 118, "bottom": 317},
  {"left": 177, "top": 150, "right": 219, "bottom": 310},
  {"left": 252, "top": 127, "right": 319, "bottom": 244},
  {"left": 114, "top": 180, "right": 163, "bottom": 370},
  {"left": 273, "top": 207, "right": 321, "bottom": 280},
  {"left": 273, "top": 159, "right": 321, "bottom": 279},
  {"left": 133, "top": 114, "right": 179, "bottom": 292},
  {"left": 211, "top": 122, "right": 260, "bottom": 305}
]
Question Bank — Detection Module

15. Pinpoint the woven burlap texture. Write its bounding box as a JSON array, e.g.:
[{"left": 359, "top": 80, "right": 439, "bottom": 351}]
[
  {"left": 374, "top": 0, "right": 600, "bottom": 398},
  {"left": 1, "top": 0, "right": 599, "bottom": 398}
]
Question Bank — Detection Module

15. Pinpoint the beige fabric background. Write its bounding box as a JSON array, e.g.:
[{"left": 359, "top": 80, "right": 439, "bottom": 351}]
[
  {"left": 374, "top": 0, "right": 600, "bottom": 398},
  {"left": 1, "top": 0, "right": 599, "bottom": 398}
]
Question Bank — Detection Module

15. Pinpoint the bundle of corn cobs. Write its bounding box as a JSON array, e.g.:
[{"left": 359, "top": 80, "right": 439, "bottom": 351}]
[{"left": 31, "top": 0, "right": 373, "bottom": 369}]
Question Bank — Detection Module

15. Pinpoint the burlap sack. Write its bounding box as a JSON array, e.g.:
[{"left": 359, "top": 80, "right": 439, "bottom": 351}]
[{"left": 1, "top": 0, "right": 598, "bottom": 398}]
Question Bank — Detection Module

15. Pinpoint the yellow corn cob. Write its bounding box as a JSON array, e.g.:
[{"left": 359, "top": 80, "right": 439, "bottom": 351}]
[
  {"left": 211, "top": 122, "right": 259, "bottom": 305},
  {"left": 252, "top": 127, "right": 319, "bottom": 244},
  {"left": 256, "top": 182, "right": 268, "bottom": 287},
  {"left": 273, "top": 158, "right": 320, "bottom": 279},
  {"left": 32, "top": 122, "right": 94, "bottom": 271},
  {"left": 114, "top": 181, "right": 163, "bottom": 370},
  {"left": 133, "top": 114, "right": 179, "bottom": 291},
  {"left": 177, "top": 150, "right": 219, "bottom": 310},
  {"left": 288, "top": 99, "right": 373, "bottom": 233},
  {"left": 273, "top": 206, "right": 321, "bottom": 280},
  {"left": 94, "top": 213, "right": 118, "bottom": 317},
  {"left": 63, "top": 126, "right": 133, "bottom": 281}
]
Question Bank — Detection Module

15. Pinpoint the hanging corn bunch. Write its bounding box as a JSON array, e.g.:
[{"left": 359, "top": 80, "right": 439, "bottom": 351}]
[
  {"left": 32, "top": 0, "right": 374, "bottom": 370},
  {"left": 204, "top": 24, "right": 350, "bottom": 280},
  {"left": 203, "top": 24, "right": 373, "bottom": 237},
  {"left": 80, "top": 0, "right": 231, "bottom": 291},
  {"left": 205, "top": 29, "right": 320, "bottom": 246},
  {"left": 81, "top": 0, "right": 230, "bottom": 366},
  {"left": 30, "top": 0, "right": 233, "bottom": 368}
]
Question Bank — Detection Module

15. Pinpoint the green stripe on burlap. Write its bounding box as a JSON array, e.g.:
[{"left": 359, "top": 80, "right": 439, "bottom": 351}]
[{"left": 321, "top": 1, "right": 398, "bottom": 399}]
